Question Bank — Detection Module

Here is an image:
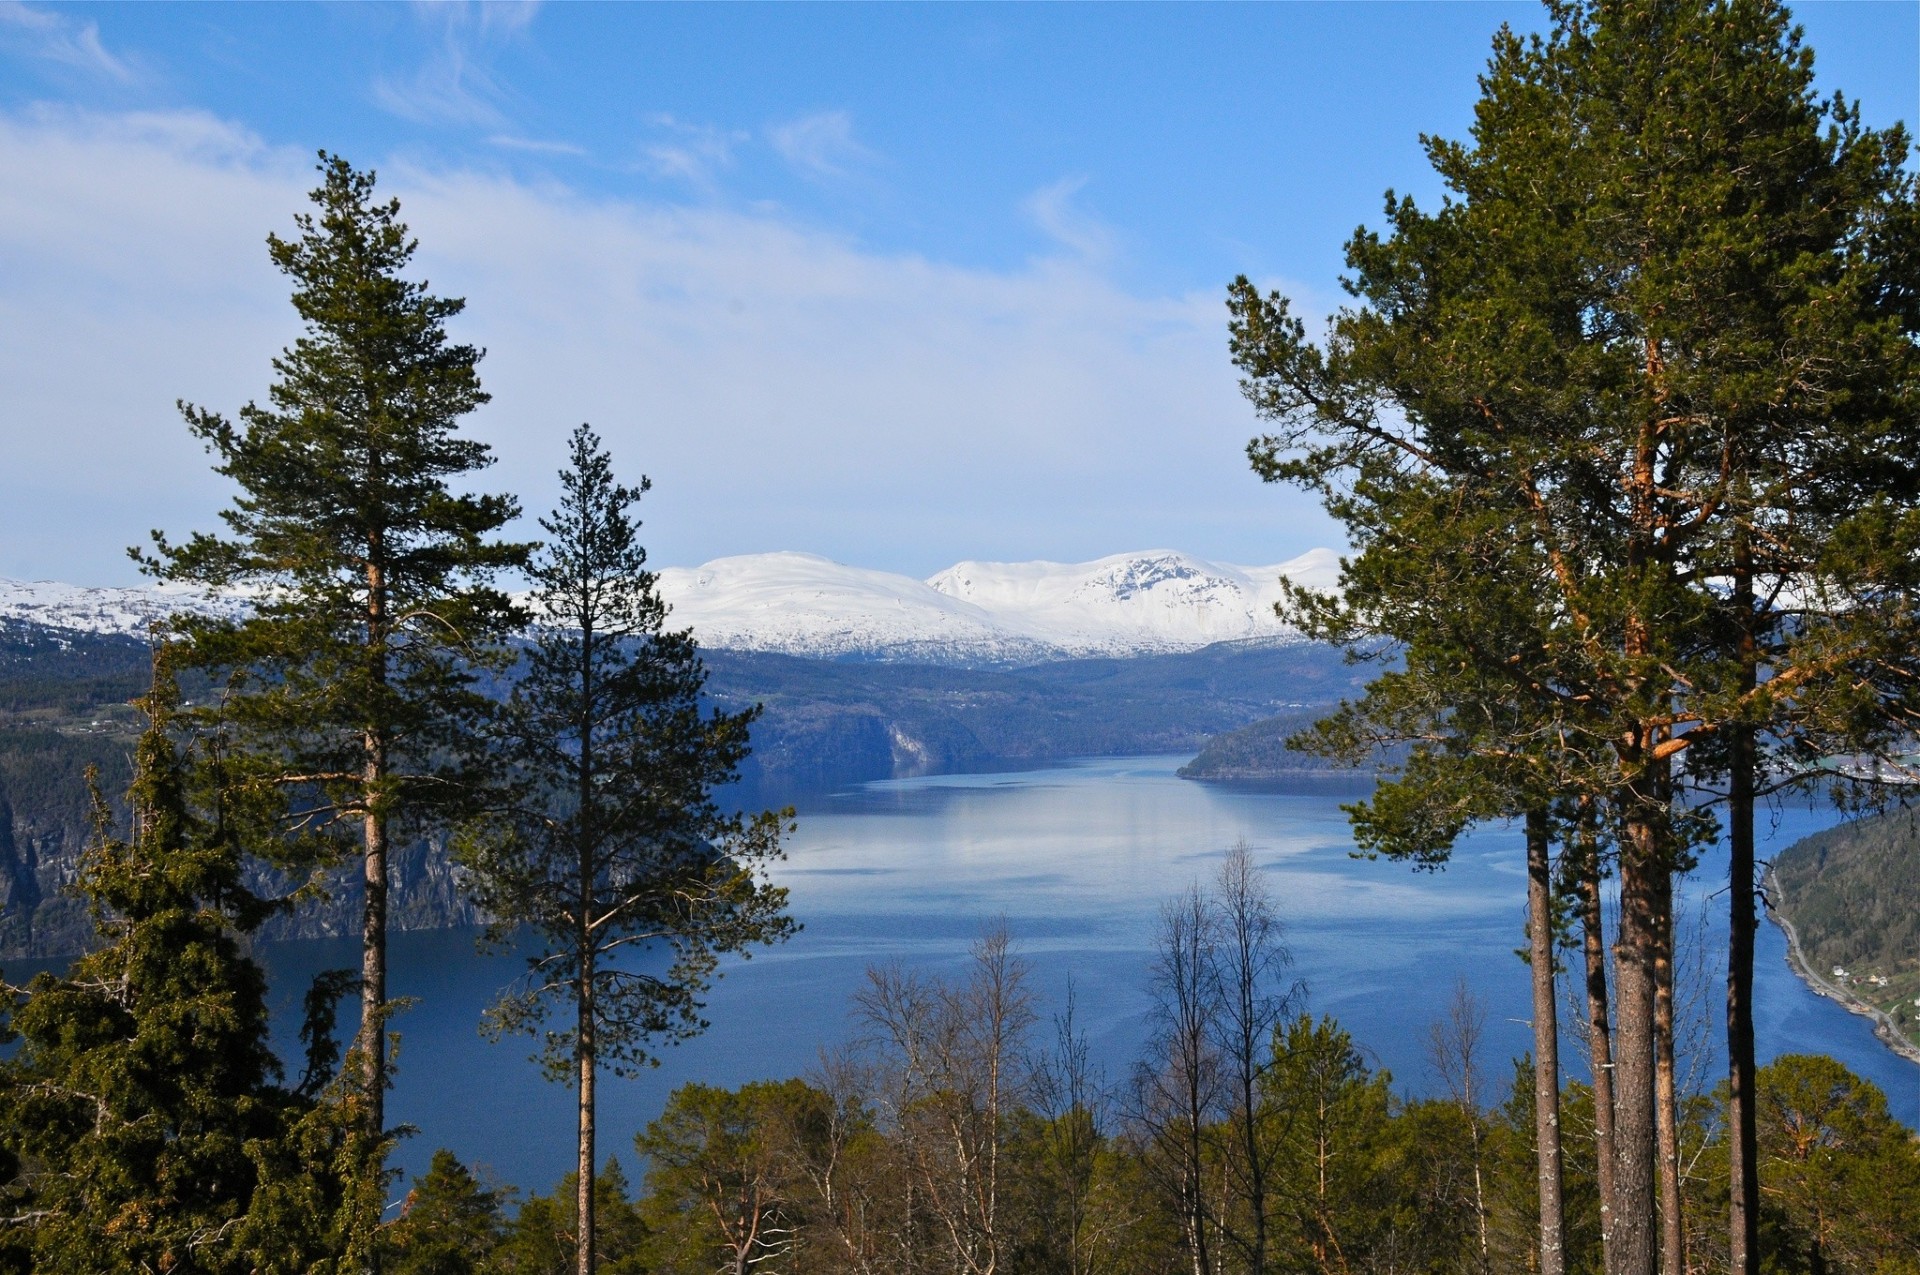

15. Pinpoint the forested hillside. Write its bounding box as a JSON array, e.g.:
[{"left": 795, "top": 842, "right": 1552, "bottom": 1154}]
[
  {"left": 1771, "top": 805, "right": 1920, "bottom": 1047},
  {"left": 1174, "top": 707, "right": 1415, "bottom": 781}
]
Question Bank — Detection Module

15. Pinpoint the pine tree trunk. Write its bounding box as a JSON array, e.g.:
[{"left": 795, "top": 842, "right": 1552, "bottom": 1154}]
[
  {"left": 1727, "top": 534, "right": 1761, "bottom": 1275},
  {"left": 1527, "top": 810, "right": 1568, "bottom": 1275},
  {"left": 578, "top": 957, "right": 596, "bottom": 1275},
  {"left": 1580, "top": 834, "right": 1622, "bottom": 1275},
  {"left": 360, "top": 791, "right": 387, "bottom": 1134},
  {"left": 360, "top": 550, "right": 391, "bottom": 1147},
  {"left": 1727, "top": 722, "right": 1759, "bottom": 1274},
  {"left": 577, "top": 605, "right": 599, "bottom": 1275},
  {"left": 1653, "top": 869, "right": 1684, "bottom": 1275},
  {"left": 1611, "top": 799, "right": 1663, "bottom": 1275}
]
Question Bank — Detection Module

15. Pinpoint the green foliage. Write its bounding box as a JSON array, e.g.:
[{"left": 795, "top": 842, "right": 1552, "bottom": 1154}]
[
  {"left": 1175, "top": 707, "right": 1397, "bottom": 782},
  {"left": 1747, "top": 1054, "right": 1920, "bottom": 1274},
  {"left": 141, "top": 152, "right": 529, "bottom": 832},
  {"left": 1259, "top": 1013, "right": 1400, "bottom": 1270},
  {"left": 636, "top": 1078, "right": 829, "bottom": 1273},
  {"left": 490, "top": 1160, "right": 647, "bottom": 1275},
  {"left": 1771, "top": 806, "right": 1920, "bottom": 1041},
  {"left": 0, "top": 661, "right": 363, "bottom": 1273},
  {"left": 1230, "top": 0, "right": 1920, "bottom": 853},
  {"left": 134, "top": 151, "right": 534, "bottom": 1249},
  {"left": 462, "top": 425, "right": 794, "bottom": 1081},
  {"left": 385, "top": 1149, "right": 509, "bottom": 1275}
]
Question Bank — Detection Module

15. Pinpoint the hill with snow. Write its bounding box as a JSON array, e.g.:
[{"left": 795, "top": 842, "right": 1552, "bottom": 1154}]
[
  {"left": 0, "top": 577, "right": 247, "bottom": 637},
  {"left": 0, "top": 548, "right": 1340, "bottom": 664}
]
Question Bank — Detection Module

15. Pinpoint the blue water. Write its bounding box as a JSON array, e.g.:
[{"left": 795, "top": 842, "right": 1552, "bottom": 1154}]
[{"left": 241, "top": 755, "right": 1915, "bottom": 1198}]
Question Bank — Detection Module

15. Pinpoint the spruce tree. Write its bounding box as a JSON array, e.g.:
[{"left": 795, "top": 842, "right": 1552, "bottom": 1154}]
[
  {"left": 0, "top": 655, "right": 337, "bottom": 1273},
  {"left": 384, "top": 1150, "right": 506, "bottom": 1275},
  {"left": 141, "top": 153, "right": 531, "bottom": 1179},
  {"left": 458, "top": 425, "right": 795, "bottom": 1275}
]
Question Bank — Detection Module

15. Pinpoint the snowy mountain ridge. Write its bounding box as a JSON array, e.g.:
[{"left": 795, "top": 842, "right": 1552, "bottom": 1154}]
[{"left": 0, "top": 548, "right": 1340, "bottom": 664}]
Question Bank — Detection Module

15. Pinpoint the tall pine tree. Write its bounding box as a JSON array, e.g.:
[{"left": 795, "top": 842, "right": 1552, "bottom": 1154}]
[
  {"left": 141, "top": 153, "right": 531, "bottom": 1187},
  {"left": 459, "top": 425, "right": 795, "bottom": 1275}
]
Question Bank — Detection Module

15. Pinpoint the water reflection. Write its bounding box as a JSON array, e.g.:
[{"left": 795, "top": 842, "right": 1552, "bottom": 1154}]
[{"left": 247, "top": 755, "right": 1915, "bottom": 1196}]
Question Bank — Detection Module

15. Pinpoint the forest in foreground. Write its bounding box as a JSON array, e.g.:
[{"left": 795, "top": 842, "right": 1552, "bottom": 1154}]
[{"left": 378, "top": 974, "right": 1919, "bottom": 1275}]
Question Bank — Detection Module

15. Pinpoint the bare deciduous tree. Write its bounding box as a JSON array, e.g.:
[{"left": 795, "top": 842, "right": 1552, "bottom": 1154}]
[
  {"left": 1131, "top": 885, "right": 1223, "bottom": 1275},
  {"left": 857, "top": 922, "right": 1036, "bottom": 1275}
]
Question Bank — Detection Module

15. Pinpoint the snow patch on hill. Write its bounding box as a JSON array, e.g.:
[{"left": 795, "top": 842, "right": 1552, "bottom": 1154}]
[
  {"left": 650, "top": 552, "right": 1058, "bottom": 664},
  {"left": 0, "top": 577, "right": 244, "bottom": 636}
]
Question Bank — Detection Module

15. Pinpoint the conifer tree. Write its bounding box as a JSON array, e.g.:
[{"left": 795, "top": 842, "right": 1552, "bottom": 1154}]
[
  {"left": 141, "top": 153, "right": 531, "bottom": 1172},
  {"left": 0, "top": 655, "right": 343, "bottom": 1273},
  {"left": 1228, "top": 4, "right": 1920, "bottom": 1270},
  {"left": 459, "top": 425, "right": 795, "bottom": 1275},
  {"left": 385, "top": 1150, "right": 506, "bottom": 1275}
]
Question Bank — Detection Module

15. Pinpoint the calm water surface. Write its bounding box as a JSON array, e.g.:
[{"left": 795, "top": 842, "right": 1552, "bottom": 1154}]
[{"left": 249, "top": 755, "right": 1917, "bottom": 1197}]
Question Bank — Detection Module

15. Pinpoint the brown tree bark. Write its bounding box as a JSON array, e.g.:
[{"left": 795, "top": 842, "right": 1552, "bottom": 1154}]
[
  {"left": 577, "top": 953, "right": 596, "bottom": 1275},
  {"left": 1527, "top": 810, "right": 1568, "bottom": 1275},
  {"left": 1579, "top": 830, "right": 1622, "bottom": 1275},
  {"left": 1727, "top": 537, "right": 1761, "bottom": 1275},
  {"left": 360, "top": 787, "right": 387, "bottom": 1131},
  {"left": 576, "top": 612, "right": 599, "bottom": 1275},
  {"left": 1652, "top": 868, "right": 1684, "bottom": 1275},
  {"left": 359, "top": 547, "right": 390, "bottom": 1145},
  {"left": 1611, "top": 790, "right": 1664, "bottom": 1275}
]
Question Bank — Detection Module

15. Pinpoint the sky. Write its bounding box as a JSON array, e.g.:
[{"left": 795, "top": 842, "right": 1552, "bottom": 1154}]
[{"left": 2, "top": 2, "right": 1915, "bottom": 585}]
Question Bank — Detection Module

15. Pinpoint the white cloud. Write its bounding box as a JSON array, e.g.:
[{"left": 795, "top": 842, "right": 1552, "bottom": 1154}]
[
  {"left": 768, "top": 110, "right": 877, "bottom": 180},
  {"left": 0, "top": 1, "right": 136, "bottom": 82},
  {"left": 0, "top": 106, "right": 1335, "bottom": 585},
  {"left": 1024, "top": 175, "right": 1116, "bottom": 261}
]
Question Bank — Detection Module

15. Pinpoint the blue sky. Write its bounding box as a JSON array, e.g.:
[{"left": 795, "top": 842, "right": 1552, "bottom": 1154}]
[{"left": 2, "top": 2, "right": 1915, "bottom": 584}]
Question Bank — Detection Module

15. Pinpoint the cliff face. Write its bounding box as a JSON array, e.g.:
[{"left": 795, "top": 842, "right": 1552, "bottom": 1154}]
[
  {"left": 247, "top": 836, "right": 488, "bottom": 948},
  {"left": 0, "top": 617, "right": 493, "bottom": 959},
  {"left": 0, "top": 731, "right": 126, "bottom": 959}
]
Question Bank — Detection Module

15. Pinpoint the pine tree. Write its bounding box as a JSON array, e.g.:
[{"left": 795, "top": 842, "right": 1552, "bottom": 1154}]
[
  {"left": 1228, "top": 3, "right": 1920, "bottom": 1270},
  {"left": 459, "top": 425, "right": 795, "bottom": 1275},
  {"left": 140, "top": 153, "right": 531, "bottom": 1191}
]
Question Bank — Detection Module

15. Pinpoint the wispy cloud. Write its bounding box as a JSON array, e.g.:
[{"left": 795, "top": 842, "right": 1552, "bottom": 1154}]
[
  {"left": 768, "top": 110, "right": 878, "bottom": 181},
  {"left": 640, "top": 114, "right": 747, "bottom": 191},
  {"left": 1023, "top": 175, "right": 1117, "bottom": 261},
  {"left": 0, "top": 1, "right": 136, "bottom": 82},
  {"left": 371, "top": 1, "right": 539, "bottom": 127},
  {"left": 487, "top": 134, "right": 585, "bottom": 157}
]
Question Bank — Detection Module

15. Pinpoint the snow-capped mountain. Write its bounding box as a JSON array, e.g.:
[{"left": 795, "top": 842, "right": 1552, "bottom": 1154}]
[
  {"left": 924, "top": 549, "right": 1338, "bottom": 656},
  {"left": 656, "top": 548, "right": 1337, "bottom": 661},
  {"left": 0, "top": 548, "right": 1341, "bottom": 663}
]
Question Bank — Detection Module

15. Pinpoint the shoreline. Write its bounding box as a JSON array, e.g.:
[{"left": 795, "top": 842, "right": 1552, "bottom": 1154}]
[{"left": 1766, "top": 867, "right": 1920, "bottom": 1068}]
